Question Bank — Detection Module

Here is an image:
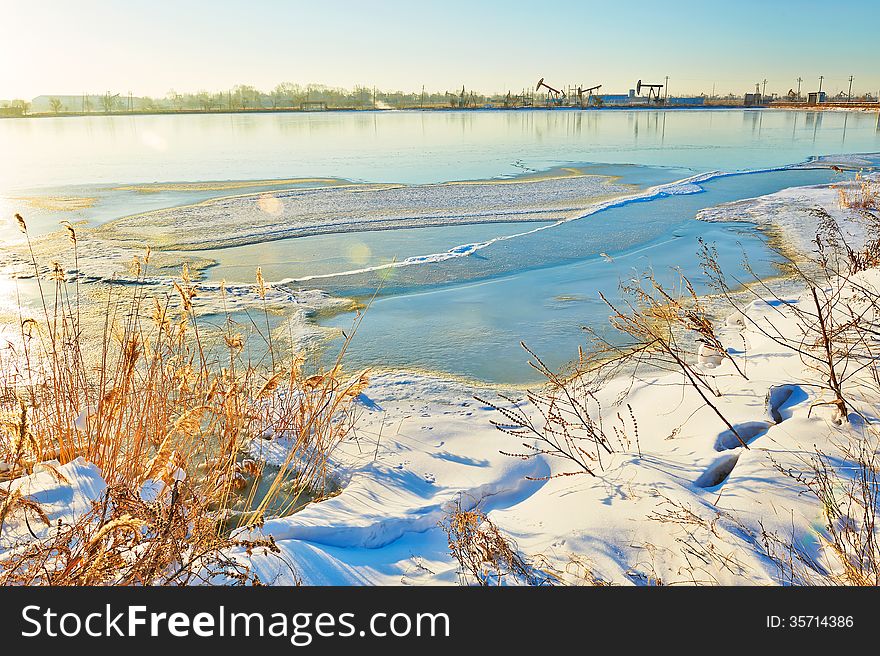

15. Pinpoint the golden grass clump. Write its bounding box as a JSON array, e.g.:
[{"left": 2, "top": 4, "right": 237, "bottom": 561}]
[
  {"left": 440, "top": 499, "right": 550, "bottom": 586},
  {"left": 0, "top": 214, "right": 365, "bottom": 585},
  {"left": 837, "top": 172, "right": 879, "bottom": 211}
]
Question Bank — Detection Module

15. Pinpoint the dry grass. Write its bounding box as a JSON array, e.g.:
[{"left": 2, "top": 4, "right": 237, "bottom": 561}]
[
  {"left": 479, "top": 177, "right": 880, "bottom": 585},
  {"left": 762, "top": 426, "right": 880, "bottom": 586},
  {"left": 837, "top": 172, "right": 880, "bottom": 211},
  {"left": 0, "top": 214, "right": 364, "bottom": 585},
  {"left": 439, "top": 499, "right": 551, "bottom": 586},
  {"left": 476, "top": 267, "right": 744, "bottom": 479},
  {"left": 475, "top": 349, "right": 636, "bottom": 478}
]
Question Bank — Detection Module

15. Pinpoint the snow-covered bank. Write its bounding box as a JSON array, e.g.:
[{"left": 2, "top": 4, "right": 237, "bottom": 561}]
[
  {"left": 231, "top": 280, "right": 872, "bottom": 585},
  {"left": 4, "top": 277, "right": 871, "bottom": 585},
  {"left": 698, "top": 172, "right": 879, "bottom": 256},
  {"left": 232, "top": 173, "right": 880, "bottom": 585}
]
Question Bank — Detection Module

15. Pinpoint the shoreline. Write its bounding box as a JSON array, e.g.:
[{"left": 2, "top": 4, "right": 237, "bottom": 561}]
[
  {"left": 4, "top": 103, "right": 878, "bottom": 121},
  {"left": 305, "top": 169, "right": 877, "bottom": 392},
  {"left": 238, "top": 173, "right": 880, "bottom": 584},
  {"left": 3, "top": 163, "right": 879, "bottom": 586},
  {"left": 3, "top": 160, "right": 870, "bottom": 388}
]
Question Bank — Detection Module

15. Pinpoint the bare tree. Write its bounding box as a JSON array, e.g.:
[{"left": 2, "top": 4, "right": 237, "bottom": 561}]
[
  {"left": 196, "top": 91, "right": 215, "bottom": 111},
  {"left": 10, "top": 99, "right": 30, "bottom": 114},
  {"left": 100, "top": 92, "right": 119, "bottom": 113}
]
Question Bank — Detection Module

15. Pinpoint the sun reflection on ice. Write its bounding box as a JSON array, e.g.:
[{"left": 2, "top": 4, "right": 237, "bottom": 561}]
[
  {"left": 140, "top": 130, "right": 168, "bottom": 152},
  {"left": 346, "top": 242, "right": 371, "bottom": 265},
  {"left": 257, "top": 193, "right": 284, "bottom": 215},
  {"left": 0, "top": 271, "right": 21, "bottom": 316}
]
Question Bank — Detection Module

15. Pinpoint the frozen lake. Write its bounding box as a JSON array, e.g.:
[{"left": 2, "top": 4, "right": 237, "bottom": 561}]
[
  {"left": 2, "top": 108, "right": 879, "bottom": 190},
  {"left": 2, "top": 108, "right": 879, "bottom": 383}
]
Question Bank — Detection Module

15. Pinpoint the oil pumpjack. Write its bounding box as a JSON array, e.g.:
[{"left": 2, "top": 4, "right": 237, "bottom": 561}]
[
  {"left": 536, "top": 78, "right": 565, "bottom": 105},
  {"left": 576, "top": 84, "right": 602, "bottom": 106},
  {"left": 636, "top": 79, "right": 664, "bottom": 102}
]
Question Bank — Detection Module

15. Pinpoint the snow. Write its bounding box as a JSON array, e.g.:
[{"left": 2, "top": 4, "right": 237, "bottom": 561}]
[
  {"left": 698, "top": 173, "right": 879, "bottom": 256},
  {"left": 232, "top": 260, "right": 877, "bottom": 584},
  {"left": 232, "top": 176, "right": 880, "bottom": 585},
  {"left": 210, "top": 168, "right": 791, "bottom": 287},
  {"left": 0, "top": 458, "right": 106, "bottom": 550},
  {"left": 3, "top": 175, "right": 879, "bottom": 586},
  {"left": 0, "top": 164, "right": 798, "bottom": 291},
  {"left": 96, "top": 172, "right": 638, "bottom": 250}
]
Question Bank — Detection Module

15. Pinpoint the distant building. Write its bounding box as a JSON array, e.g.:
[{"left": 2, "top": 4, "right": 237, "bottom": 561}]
[
  {"left": 0, "top": 106, "right": 24, "bottom": 117},
  {"left": 593, "top": 94, "right": 704, "bottom": 107},
  {"left": 744, "top": 93, "right": 763, "bottom": 107},
  {"left": 598, "top": 94, "right": 632, "bottom": 106},
  {"left": 807, "top": 91, "right": 827, "bottom": 105}
]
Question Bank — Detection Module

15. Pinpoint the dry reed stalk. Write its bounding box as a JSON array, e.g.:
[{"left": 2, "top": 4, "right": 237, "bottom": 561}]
[
  {"left": 836, "top": 173, "right": 880, "bottom": 212},
  {"left": 0, "top": 214, "right": 365, "bottom": 585},
  {"left": 440, "top": 499, "right": 550, "bottom": 586}
]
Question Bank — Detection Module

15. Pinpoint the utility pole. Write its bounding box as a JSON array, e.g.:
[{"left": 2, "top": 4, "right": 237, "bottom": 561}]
[
  {"left": 848, "top": 75, "right": 854, "bottom": 102},
  {"left": 796, "top": 77, "right": 803, "bottom": 99},
  {"left": 818, "top": 75, "right": 824, "bottom": 94},
  {"left": 664, "top": 75, "right": 669, "bottom": 101},
  {"left": 762, "top": 78, "right": 768, "bottom": 98}
]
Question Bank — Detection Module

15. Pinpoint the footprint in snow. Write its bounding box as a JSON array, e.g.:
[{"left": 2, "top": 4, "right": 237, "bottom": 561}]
[
  {"left": 766, "top": 384, "right": 806, "bottom": 424},
  {"left": 714, "top": 421, "right": 771, "bottom": 451},
  {"left": 695, "top": 383, "right": 806, "bottom": 488},
  {"left": 695, "top": 452, "right": 740, "bottom": 489}
]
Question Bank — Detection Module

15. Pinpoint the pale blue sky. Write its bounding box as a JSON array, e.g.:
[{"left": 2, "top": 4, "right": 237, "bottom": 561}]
[{"left": 3, "top": 0, "right": 879, "bottom": 99}]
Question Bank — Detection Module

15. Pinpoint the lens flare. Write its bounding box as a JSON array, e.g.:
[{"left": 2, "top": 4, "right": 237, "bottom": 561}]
[
  {"left": 376, "top": 262, "right": 397, "bottom": 282},
  {"left": 257, "top": 193, "right": 283, "bottom": 216},
  {"left": 140, "top": 131, "right": 168, "bottom": 151},
  {"left": 346, "top": 242, "right": 372, "bottom": 265},
  {"left": 0, "top": 271, "right": 19, "bottom": 314}
]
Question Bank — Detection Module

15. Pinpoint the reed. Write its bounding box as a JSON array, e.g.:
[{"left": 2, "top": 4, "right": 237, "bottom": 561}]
[
  {"left": 836, "top": 172, "right": 880, "bottom": 212},
  {"left": 0, "top": 214, "right": 364, "bottom": 585}
]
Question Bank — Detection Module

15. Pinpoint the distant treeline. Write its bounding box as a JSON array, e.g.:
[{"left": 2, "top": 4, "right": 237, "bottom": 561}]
[
  {"left": 5, "top": 83, "right": 523, "bottom": 115},
  {"left": 5, "top": 82, "right": 877, "bottom": 117}
]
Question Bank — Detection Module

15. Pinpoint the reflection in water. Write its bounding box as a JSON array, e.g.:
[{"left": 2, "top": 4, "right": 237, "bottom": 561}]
[
  {"left": 806, "top": 111, "right": 823, "bottom": 144},
  {"left": 2, "top": 109, "right": 879, "bottom": 192}
]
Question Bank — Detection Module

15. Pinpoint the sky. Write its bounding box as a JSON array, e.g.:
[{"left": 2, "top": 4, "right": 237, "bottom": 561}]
[{"left": 3, "top": 0, "right": 879, "bottom": 100}]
